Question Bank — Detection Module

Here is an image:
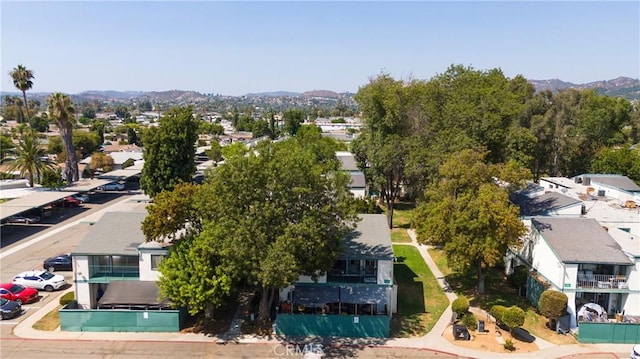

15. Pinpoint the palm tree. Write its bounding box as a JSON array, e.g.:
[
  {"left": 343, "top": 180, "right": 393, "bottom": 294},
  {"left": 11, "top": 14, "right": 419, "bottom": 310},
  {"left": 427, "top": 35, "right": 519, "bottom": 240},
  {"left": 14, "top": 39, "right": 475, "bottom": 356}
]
[
  {"left": 47, "top": 92, "right": 79, "bottom": 183},
  {"left": 6, "top": 129, "right": 57, "bottom": 187},
  {"left": 9, "top": 65, "right": 34, "bottom": 124}
]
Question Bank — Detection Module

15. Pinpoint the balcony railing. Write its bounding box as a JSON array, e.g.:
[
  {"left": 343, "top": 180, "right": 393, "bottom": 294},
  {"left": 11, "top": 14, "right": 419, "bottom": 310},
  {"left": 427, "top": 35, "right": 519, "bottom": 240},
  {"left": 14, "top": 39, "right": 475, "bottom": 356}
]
[
  {"left": 89, "top": 265, "right": 139, "bottom": 279},
  {"left": 576, "top": 274, "right": 628, "bottom": 289},
  {"left": 327, "top": 273, "right": 377, "bottom": 284}
]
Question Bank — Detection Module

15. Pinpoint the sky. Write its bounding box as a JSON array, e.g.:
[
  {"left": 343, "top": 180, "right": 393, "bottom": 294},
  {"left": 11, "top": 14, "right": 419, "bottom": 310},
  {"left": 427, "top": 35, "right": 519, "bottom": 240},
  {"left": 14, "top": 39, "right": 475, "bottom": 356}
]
[{"left": 1, "top": 1, "right": 639, "bottom": 96}]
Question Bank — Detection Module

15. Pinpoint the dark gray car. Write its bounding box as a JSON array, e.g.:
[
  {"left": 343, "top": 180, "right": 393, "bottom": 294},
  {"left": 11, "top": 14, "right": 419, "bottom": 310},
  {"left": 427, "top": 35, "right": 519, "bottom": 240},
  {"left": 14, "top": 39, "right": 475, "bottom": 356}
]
[{"left": 0, "top": 297, "right": 22, "bottom": 320}]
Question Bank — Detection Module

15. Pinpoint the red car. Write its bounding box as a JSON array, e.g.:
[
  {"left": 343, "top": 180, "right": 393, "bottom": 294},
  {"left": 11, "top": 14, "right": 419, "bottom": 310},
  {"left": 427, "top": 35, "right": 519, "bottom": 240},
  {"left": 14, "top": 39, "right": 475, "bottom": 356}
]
[
  {"left": 0, "top": 283, "right": 38, "bottom": 305},
  {"left": 52, "top": 196, "right": 82, "bottom": 208}
]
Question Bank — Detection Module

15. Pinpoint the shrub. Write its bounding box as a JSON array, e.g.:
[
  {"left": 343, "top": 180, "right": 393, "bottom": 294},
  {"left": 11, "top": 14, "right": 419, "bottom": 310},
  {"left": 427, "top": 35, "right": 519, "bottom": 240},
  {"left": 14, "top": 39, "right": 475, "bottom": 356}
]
[
  {"left": 538, "top": 290, "right": 568, "bottom": 321},
  {"left": 502, "top": 306, "right": 525, "bottom": 330},
  {"left": 59, "top": 291, "right": 75, "bottom": 306},
  {"left": 509, "top": 265, "right": 528, "bottom": 289},
  {"left": 503, "top": 339, "right": 515, "bottom": 351},
  {"left": 490, "top": 305, "right": 507, "bottom": 324},
  {"left": 452, "top": 296, "right": 469, "bottom": 316},
  {"left": 462, "top": 312, "right": 478, "bottom": 330}
]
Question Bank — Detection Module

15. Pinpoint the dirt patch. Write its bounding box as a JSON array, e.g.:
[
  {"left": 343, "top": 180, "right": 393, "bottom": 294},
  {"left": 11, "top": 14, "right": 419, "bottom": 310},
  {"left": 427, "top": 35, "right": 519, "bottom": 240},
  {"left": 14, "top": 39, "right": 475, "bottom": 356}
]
[{"left": 442, "top": 308, "right": 538, "bottom": 353}]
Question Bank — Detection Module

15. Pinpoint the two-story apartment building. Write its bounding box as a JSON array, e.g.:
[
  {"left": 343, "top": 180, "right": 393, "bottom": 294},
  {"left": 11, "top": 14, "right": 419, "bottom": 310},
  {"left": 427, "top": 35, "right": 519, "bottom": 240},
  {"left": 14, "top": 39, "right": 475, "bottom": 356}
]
[
  {"left": 336, "top": 151, "right": 367, "bottom": 198},
  {"left": 61, "top": 210, "right": 182, "bottom": 332},
  {"left": 509, "top": 175, "right": 640, "bottom": 331},
  {"left": 275, "top": 214, "right": 397, "bottom": 337}
]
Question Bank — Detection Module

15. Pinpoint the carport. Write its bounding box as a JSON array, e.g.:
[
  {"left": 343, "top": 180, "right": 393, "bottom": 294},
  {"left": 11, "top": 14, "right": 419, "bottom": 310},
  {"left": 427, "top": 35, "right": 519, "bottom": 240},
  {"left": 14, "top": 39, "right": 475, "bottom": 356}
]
[
  {"left": 97, "top": 168, "right": 141, "bottom": 182},
  {"left": 0, "top": 191, "right": 80, "bottom": 223}
]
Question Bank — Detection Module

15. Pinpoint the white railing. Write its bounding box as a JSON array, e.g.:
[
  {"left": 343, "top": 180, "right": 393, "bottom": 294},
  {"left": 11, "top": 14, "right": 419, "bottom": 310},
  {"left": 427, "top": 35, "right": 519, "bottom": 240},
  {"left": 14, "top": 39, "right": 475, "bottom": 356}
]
[{"left": 576, "top": 273, "right": 628, "bottom": 289}]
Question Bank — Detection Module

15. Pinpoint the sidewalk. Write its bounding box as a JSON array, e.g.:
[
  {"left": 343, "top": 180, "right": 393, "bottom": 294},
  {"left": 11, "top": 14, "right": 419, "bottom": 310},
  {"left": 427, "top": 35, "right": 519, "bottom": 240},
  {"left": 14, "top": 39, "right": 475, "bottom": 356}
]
[{"left": 11, "top": 229, "right": 632, "bottom": 358}]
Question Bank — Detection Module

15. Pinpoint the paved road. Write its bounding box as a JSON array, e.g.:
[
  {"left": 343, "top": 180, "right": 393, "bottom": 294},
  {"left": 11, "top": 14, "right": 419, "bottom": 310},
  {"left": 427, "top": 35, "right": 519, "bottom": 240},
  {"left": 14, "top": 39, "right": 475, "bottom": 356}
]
[{"left": 0, "top": 338, "right": 466, "bottom": 358}]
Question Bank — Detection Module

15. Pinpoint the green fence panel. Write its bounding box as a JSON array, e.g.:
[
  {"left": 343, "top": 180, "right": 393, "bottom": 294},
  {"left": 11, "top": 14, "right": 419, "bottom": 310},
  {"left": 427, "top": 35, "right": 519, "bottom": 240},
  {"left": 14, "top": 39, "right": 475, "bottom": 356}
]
[
  {"left": 276, "top": 314, "right": 389, "bottom": 338},
  {"left": 578, "top": 322, "right": 640, "bottom": 344},
  {"left": 60, "top": 305, "right": 185, "bottom": 332},
  {"left": 526, "top": 274, "right": 547, "bottom": 309}
]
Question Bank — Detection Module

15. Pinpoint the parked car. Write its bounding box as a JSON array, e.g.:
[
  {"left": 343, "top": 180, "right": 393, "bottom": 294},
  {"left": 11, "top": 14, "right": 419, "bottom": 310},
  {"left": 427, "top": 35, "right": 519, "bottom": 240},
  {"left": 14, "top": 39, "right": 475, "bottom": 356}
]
[
  {"left": 6, "top": 215, "right": 40, "bottom": 224},
  {"left": 632, "top": 345, "right": 640, "bottom": 359},
  {"left": 43, "top": 254, "right": 73, "bottom": 272},
  {"left": 72, "top": 194, "right": 90, "bottom": 203},
  {"left": 52, "top": 196, "right": 82, "bottom": 207},
  {"left": 13, "top": 270, "right": 67, "bottom": 292},
  {"left": 0, "top": 283, "right": 38, "bottom": 305},
  {"left": 100, "top": 182, "right": 125, "bottom": 191},
  {"left": 0, "top": 297, "right": 22, "bottom": 320}
]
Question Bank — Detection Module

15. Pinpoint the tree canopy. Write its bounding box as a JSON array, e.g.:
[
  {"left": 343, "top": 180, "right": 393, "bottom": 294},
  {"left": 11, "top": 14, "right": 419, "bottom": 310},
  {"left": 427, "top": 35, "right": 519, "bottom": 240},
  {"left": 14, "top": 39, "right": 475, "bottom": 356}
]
[
  {"left": 413, "top": 149, "right": 528, "bottom": 294},
  {"left": 143, "top": 138, "right": 358, "bottom": 318},
  {"left": 140, "top": 106, "right": 198, "bottom": 197}
]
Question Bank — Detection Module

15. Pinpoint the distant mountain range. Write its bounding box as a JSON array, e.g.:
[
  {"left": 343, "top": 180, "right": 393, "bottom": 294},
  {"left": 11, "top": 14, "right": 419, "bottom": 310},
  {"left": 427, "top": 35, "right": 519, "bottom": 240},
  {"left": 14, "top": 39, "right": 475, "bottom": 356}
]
[
  {"left": 3, "top": 77, "right": 639, "bottom": 102},
  {"left": 528, "top": 76, "right": 640, "bottom": 99}
]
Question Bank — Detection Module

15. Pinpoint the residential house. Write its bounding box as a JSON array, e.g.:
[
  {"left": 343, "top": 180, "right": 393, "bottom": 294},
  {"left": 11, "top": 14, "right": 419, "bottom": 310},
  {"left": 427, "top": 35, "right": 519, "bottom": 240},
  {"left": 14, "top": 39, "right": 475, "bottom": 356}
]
[
  {"left": 508, "top": 175, "right": 640, "bottom": 332},
  {"left": 80, "top": 151, "right": 144, "bottom": 172},
  {"left": 336, "top": 151, "right": 367, "bottom": 198},
  {"left": 276, "top": 214, "right": 397, "bottom": 338},
  {"left": 63, "top": 211, "right": 180, "bottom": 332},
  {"left": 516, "top": 217, "right": 636, "bottom": 329}
]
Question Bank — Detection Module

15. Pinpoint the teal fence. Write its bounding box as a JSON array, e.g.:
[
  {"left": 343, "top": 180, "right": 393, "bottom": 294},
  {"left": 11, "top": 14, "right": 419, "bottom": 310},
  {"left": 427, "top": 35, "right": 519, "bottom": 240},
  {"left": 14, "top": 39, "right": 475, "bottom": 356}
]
[
  {"left": 60, "top": 302, "right": 186, "bottom": 332},
  {"left": 276, "top": 313, "right": 389, "bottom": 338},
  {"left": 526, "top": 274, "right": 547, "bottom": 309},
  {"left": 578, "top": 322, "right": 640, "bottom": 344}
]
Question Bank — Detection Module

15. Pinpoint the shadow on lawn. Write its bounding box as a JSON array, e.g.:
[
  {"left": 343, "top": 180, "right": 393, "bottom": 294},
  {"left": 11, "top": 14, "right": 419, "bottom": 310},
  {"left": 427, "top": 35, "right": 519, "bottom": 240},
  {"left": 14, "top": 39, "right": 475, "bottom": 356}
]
[
  {"left": 444, "top": 267, "right": 531, "bottom": 310},
  {"left": 391, "top": 261, "right": 427, "bottom": 337}
]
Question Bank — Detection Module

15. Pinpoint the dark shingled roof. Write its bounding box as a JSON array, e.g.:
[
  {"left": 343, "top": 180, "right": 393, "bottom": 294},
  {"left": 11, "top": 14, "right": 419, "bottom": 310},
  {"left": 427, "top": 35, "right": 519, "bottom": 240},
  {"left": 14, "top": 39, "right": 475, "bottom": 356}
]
[
  {"left": 511, "top": 192, "right": 582, "bottom": 217},
  {"left": 72, "top": 211, "right": 147, "bottom": 256},
  {"left": 341, "top": 214, "right": 393, "bottom": 259},
  {"left": 336, "top": 152, "right": 359, "bottom": 171},
  {"left": 532, "top": 217, "right": 632, "bottom": 265},
  {"left": 97, "top": 280, "right": 171, "bottom": 309},
  {"left": 348, "top": 172, "right": 366, "bottom": 188}
]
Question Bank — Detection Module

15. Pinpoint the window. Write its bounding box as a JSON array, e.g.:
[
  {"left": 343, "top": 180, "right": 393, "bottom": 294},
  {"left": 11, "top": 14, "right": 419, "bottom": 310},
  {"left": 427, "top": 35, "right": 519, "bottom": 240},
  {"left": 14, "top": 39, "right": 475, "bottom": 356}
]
[{"left": 151, "top": 255, "right": 164, "bottom": 271}]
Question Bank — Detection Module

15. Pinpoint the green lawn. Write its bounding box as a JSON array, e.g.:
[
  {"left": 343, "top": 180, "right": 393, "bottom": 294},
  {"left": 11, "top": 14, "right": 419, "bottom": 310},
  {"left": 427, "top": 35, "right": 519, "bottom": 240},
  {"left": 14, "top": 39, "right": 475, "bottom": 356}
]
[
  {"left": 391, "top": 245, "right": 448, "bottom": 337},
  {"left": 389, "top": 202, "right": 415, "bottom": 229},
  {"left": 391, "top": 228, "right": 412, "bottom": 243},
  {"left": 426, "top": 247, "right": 576, "bottom": 344}
]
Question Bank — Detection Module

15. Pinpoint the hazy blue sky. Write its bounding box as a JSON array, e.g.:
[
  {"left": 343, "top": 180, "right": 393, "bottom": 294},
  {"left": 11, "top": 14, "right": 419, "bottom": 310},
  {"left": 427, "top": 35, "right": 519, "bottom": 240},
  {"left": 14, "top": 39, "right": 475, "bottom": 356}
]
[{"left": 2, "top": 1, "right": 638, "bottom": 96}]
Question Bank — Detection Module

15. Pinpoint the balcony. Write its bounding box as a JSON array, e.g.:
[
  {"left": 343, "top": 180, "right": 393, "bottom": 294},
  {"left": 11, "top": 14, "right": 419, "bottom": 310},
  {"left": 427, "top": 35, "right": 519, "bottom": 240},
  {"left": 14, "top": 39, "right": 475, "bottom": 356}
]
[
  {"left": 88, "top": 264, "right": 139, "bottom": 282},
  {"left": 576, "top": 272, "right": 628, "bottom": 289},
  {"left": 327, "top": 270, "right": 377, "bottom": 284}
]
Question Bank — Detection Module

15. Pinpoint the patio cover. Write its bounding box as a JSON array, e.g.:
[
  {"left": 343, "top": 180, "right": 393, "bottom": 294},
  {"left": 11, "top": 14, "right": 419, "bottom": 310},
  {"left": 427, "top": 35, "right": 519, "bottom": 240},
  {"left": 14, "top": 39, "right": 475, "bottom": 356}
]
[
  {"left": 97, "top": 281, "right": 171, "bottom": 309},
  {"left": 293, "top": 286, "right": 340, "bottom": 306},
  {"left": 340, "top": 286, "right": 388, "bottom": 305}
]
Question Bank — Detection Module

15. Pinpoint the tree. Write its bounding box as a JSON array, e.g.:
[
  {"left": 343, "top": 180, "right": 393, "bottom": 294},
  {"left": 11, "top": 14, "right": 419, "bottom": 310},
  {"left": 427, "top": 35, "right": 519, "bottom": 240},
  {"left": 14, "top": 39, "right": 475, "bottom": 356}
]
[
  {"left": 352, "top": 73, "right": 417, "bottom": 228},
  {"left": 138, "top": 99, "right": 153, "bottom": 112},
  {"left": 9, "top": 65, "right": 34, "bottom": 124},
  {"left": 81, "top": 106, "right": 96, "bottom": 119},
  {"left": 72, "top": 130, "right": 101, "bottom": 158},
  {"left": 590, "top": 145, "right": 640, "bottom": 183},
  {"left": 115, "top": 105, "right": 130, "bottom": 120},
  {"left": 90, "top": 152, "right": 115, "bottom": 173},
  {"left": 205, "top": 141, "right": 223, "bottom": 163},
  {"left": 538, "top": 290, "right": 568, "bottom": 331},
  {"left": 1, "top": 133, "right": 14, "bottom": 160},
  {"left": 6, "top": 129, "right": 57, "bottom": 187},
  {"left": 47, "top": 93, "right": 79, "bottom": 183},
  {"left": 141, "top": 106, "right": 198, "bottom": 197},
  {"left": 143, "top": 139, "right": 358, "bottom": 319},
  {"left": 283, "top": 109, "right": 304, "bottom": 136},
  {"left": 41, "top": 168, "right": 65, "bottom": 189},
  {"left": 29, "top": 114, "right": 49, "bottom": 132},
  {"left": 413, "top": 149, "right": 528, "bottom": 294}
]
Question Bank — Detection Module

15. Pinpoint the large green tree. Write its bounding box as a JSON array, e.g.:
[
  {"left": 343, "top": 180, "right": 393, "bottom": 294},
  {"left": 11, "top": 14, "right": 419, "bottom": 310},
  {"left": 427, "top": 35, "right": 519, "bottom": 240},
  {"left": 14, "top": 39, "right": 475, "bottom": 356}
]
[
  {"left": 143, "top": 139, "right": 358, "bottom": 319},
  {"left": 352, "top": 73, "right": 418, "bottom": 228},
  {"left": 47, "top": 93, "right": 79, "bottom": 183},
  {"left": 9, "top": 65, "right": 34, "bottom": 124},
  {"left": 6, "top": 129, "right": 57, "bottom": 187},
  {"left": 140, "top": 106, "right": 198, "bottom": 197},
  {"left": 413, "top": 149, "right": 528, "bottom": 294}
]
